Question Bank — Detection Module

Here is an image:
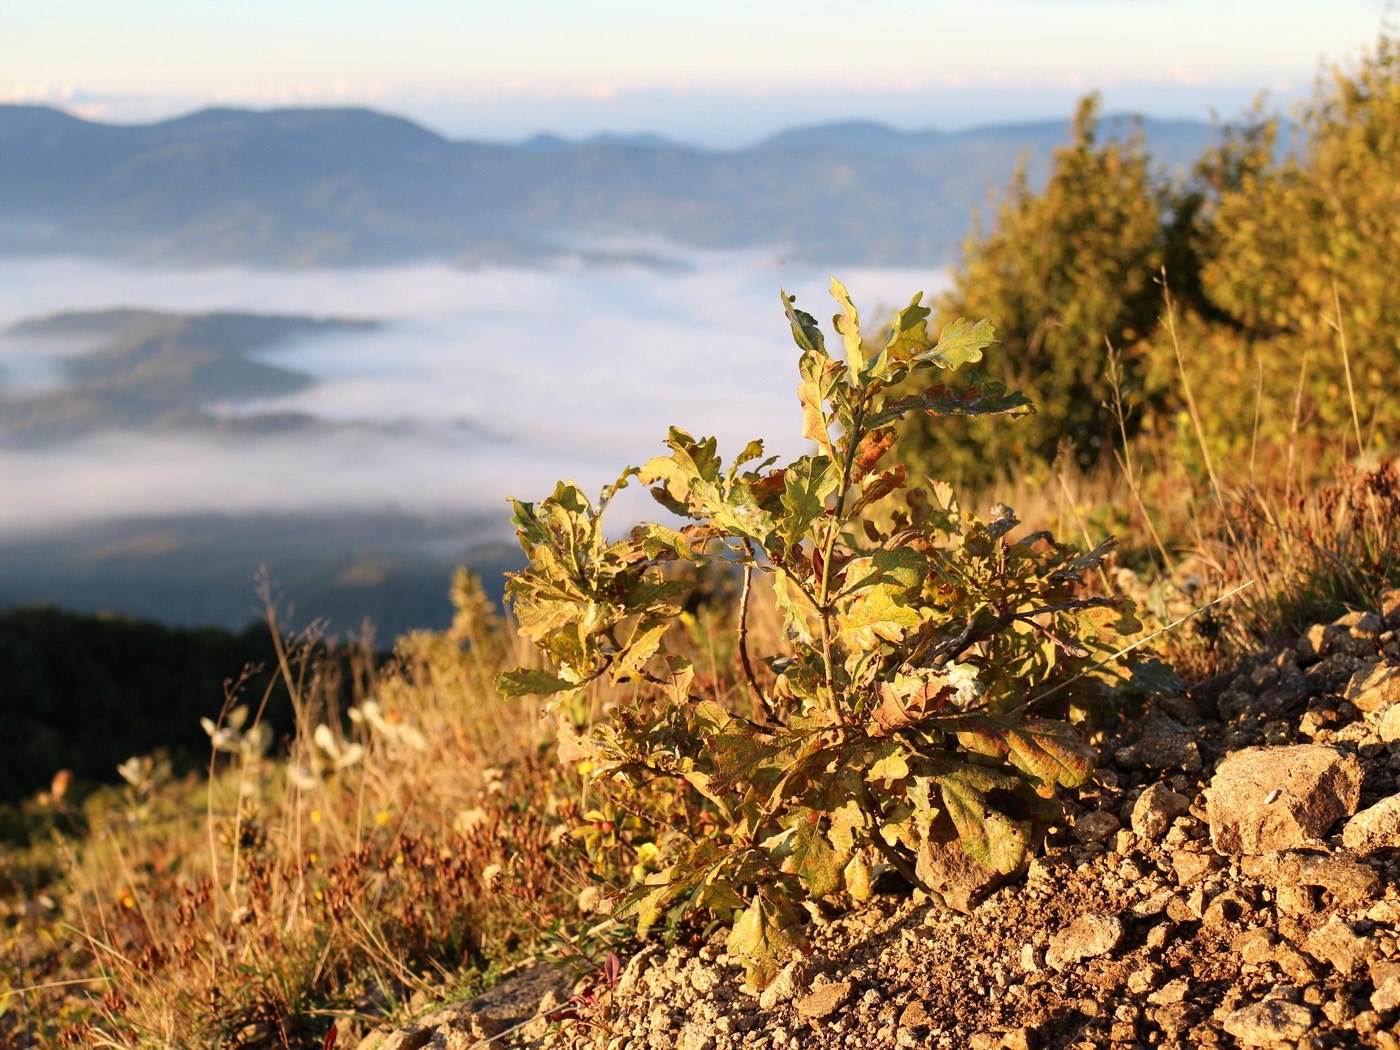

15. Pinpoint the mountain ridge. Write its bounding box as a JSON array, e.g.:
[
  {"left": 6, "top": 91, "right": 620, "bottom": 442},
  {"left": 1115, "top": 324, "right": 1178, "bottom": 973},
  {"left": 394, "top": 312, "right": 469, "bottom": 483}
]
[
  {"left": 0, "top": 307, "right": 378, "bottom": 447},
  {"left": 0, "top": 103, "right": 1218, "bottom": 269}
]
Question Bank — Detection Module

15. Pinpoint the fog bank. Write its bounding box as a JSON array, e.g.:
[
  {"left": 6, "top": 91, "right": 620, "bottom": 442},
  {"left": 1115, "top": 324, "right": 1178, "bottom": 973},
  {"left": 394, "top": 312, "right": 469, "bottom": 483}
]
[{"left": 0, "top": 250, "right": 950, "bottom": 537}]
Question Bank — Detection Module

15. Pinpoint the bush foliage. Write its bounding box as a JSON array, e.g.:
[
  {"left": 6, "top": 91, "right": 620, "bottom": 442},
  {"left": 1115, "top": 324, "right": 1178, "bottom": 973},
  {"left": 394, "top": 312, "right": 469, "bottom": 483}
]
[
  {"left": 900, "top": 95, "right": 1175, "bottom": 485},
  {"left": 903, "top": 35, "right": 1400, "bottom": 487},
  {"left": 499, "top": 281, "right": 1148, "bottom": 988}
]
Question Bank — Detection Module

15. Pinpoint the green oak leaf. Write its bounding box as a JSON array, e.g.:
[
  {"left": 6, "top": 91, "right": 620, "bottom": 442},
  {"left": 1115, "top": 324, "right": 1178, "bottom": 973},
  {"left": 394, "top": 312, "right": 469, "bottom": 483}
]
[
  {"left": 939, "top": 776, "right": 1030, "bottom": 875},
  {"left": 780, "top": 455, "right": 837, "bottom": 549},
  {"left": 919, "top": 317, "right": 998, "bottom": 370},
  {"left": 728, "top": 889, "right": 809, "bottom": 992},
  {"left": 787, "top": 806, "right": 845, "bottom": 899},
  {"left": 494, "top": 668, "right": 580, "bottom": 699},
  {"left": 829, "top": 276, "right": 866, "bottom": 374}
]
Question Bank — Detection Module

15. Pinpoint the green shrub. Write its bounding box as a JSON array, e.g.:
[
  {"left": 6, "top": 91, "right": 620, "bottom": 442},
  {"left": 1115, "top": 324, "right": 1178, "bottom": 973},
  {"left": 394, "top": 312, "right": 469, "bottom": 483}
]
[
  {"left": 498, "top": 282, "right": 1149, "bottom": 989},
  {"left": 899, "top": 95, "right": 1178, "bottom": 486},
  {"left": 1159, "top": 34, "right": 1400, "bottom": 463}
]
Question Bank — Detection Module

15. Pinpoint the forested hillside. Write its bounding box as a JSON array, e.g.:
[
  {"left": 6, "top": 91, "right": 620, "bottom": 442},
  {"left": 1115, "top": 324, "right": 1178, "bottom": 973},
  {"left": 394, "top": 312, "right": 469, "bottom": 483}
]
[
  {"left": 0, "top": 105, "right": 1212, "bottom": 267},
  {"left": 903, "top": 42, "right": 1400, "bottom": 489},
  {"left": 0, "top": 607, "right": 298, "bottom": 803}
]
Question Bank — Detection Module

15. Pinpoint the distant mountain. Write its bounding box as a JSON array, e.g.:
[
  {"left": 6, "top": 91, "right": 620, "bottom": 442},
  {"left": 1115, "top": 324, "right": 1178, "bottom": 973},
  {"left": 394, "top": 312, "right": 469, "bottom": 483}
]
[
  {"left": 0, "top": 308, "right": 377, "bottom": 446},
  {"left": 0, "top": 509, "right": 521, "bottom": 639},
  {"left": 0, "top": 104, "right": 1217, "bottom": 268}
]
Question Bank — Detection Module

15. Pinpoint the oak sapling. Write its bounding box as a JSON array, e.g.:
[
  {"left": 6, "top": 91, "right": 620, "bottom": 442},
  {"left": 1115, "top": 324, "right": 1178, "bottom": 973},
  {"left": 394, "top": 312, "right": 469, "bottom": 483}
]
[{"left": 498, "top": 279, "right": 1145, "bottom": 989}]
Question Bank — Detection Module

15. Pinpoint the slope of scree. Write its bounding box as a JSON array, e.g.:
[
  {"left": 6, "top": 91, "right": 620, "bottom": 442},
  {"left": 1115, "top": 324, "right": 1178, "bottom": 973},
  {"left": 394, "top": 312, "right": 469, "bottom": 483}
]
[{"left": 355, "top": 592, "right": 1400, "bottom": 1050}]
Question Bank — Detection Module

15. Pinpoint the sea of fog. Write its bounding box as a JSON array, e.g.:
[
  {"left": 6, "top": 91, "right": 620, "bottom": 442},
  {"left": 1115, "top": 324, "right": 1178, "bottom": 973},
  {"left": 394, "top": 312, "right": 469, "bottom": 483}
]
[{"left": 0, "top": 249, "right": 950, "bottom": 540}]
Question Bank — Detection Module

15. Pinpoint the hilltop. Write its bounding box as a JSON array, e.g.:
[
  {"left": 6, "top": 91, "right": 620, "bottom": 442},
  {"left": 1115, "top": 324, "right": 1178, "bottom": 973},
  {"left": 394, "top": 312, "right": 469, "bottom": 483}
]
[
  {"left": 0, "top": 104, "right": 1214, "bottom": 268},
  {"left": 0, "top": 307, "right": 377, "bottom": 447}
]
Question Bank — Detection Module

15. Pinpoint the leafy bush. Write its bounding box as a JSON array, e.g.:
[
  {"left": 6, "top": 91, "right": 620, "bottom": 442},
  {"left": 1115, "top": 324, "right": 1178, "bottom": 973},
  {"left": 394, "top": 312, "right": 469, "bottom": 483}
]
[
  {"left": 898, "top": 95, "right": 1178, "bottom": 486},
  {"left": 499, "top": 281, "right": 1146, "bottom": 988},
  {"left": 1161, "top": 34, "right": 1400, "bottom": 462}
]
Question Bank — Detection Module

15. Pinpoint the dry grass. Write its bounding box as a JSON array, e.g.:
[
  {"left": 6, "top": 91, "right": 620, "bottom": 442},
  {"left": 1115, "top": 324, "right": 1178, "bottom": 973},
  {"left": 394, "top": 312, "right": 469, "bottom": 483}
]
[{"left": 2, "top": 574, "right": 606, "bottom": 1049}]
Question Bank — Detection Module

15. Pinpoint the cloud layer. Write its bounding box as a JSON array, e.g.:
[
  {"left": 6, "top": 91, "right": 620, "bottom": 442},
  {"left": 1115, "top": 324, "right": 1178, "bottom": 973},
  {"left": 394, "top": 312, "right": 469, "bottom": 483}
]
[{"left": 0, "top": 251, "right": 948, "bottom": 536}]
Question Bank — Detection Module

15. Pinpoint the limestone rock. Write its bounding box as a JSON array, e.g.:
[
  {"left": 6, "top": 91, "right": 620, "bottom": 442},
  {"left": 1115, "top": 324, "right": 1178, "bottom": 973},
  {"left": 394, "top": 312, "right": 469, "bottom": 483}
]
[
  {"left": 1242, "top": 850, "right": 1381, "bottom": 911},
  {"left": 916, "top": 811, "right": 1008, "bottom": 913},
  {"left": 1222, "top": 1000, "right": 1315, "bottom": 1045},
  {"left": 359, "top": 1029, "right": 432, "bottom": 1050},
  {"left": 1377, "top": 704, "right": 1400, "bottom": 744},
  {"left": 1207, "top": 744, "right": 1362, "bottom": 855},
  {"left": 1342, "top": 795, "right": 1400, "bottom": 853},
  {"left": 898, "top": 1001, "right": 932, "bottom": 1028},
  {"left": 758, "top": 959, "right": 814, "bottom": 1010},
  {"left": 1302, "top": 918, "right": 1374, "bottom": 974},
  {"left": 1073, "top": 809, "right": 1121, "bottom": 844},
  {"left": 1171, "top": 849, "right": 1217, "bottom": 887},
  {"left": 1045, "top": 912, "right": 1124, "bottom": 971},
  {"left": 1344, "top": 659, "right": 1400, "bottom": 713},
  {"left": 1298, "top": 624, "right": 1341, "bottom": 663},
  {"left": 1232, "top": 928, "right": 1277, "bottom": 965},
  {"left": 615, "top": 943, "right": 665, "bottom": 1000},
  {"left": 795, "top": 980, "right": 853, "bottom": 1019},
  {"left": 1131, "top": 783, "right": 1191, "bottom": 841},
  {"left": 1371, "top": 961, "right": 1400, "bottom": 1013},
  {"left": 1379, "top": 589, "right": 1400, "bottom": 630}
]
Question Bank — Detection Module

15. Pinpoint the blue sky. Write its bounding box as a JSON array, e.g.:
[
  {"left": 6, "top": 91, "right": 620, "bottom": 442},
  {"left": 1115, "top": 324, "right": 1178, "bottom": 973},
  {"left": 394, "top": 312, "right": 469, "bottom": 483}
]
[{"left": 3, "top": 0, "right": 1392, "bottom": 145}]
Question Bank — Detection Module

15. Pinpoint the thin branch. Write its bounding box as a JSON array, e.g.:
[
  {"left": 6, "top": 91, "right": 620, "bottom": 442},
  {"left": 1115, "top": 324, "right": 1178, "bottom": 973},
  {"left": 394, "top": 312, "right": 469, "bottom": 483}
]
[
  {"left": 737, "top": 539, "right": 769, "bottom": 724},
  {"left": 1328, "top": 279, "right": 1365, "bottom": 460},
  {"left": 1012, "top": 578, "right": 1257, "bottom": 713},
  {"left": 860, "top": 780, "right": 922, "bottom": 888}
]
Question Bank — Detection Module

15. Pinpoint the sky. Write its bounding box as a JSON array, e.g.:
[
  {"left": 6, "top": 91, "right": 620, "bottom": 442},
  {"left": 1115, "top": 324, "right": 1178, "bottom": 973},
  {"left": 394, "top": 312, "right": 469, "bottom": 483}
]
[{"left": 3, "top": 0, "right": 1393, "bottom": 146}]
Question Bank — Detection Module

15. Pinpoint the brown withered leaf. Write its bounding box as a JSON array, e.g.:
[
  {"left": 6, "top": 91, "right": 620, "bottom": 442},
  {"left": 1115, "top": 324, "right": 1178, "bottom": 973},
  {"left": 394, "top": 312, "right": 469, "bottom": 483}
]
[
  {"left": 751, "top": 468, "right": 787, "bottom": 505},
  {"left": 870, "top": 677, "right": 957, "bottom": 736},
  {"left": 852, "top": 427, "right": 896, "bottom": 484}
]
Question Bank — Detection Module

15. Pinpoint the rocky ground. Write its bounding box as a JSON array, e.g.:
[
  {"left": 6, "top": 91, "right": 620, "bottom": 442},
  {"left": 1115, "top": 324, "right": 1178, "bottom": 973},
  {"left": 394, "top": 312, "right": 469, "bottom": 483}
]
[{"left": 355, "top": 595, "right": 1400, "bottom": 1050}]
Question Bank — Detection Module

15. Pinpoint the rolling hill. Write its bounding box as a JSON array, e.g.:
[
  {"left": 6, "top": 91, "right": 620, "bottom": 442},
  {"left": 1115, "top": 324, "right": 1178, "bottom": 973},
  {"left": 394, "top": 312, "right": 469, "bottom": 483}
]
[{"left": 0, "top": 104, "right": 1216, "bottom": 268}]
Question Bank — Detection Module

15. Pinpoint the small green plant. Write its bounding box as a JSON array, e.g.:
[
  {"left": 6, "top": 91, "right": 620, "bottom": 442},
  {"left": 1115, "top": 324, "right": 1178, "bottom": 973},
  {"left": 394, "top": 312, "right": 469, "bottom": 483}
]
[{"left": 498, "top": 280, "right": 1146, "bottom": 988}]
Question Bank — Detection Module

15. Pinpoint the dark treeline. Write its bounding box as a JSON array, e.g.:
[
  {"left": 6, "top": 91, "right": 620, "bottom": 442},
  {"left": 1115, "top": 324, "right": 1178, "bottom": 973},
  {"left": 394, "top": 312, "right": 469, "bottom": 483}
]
[{"left": 0, "top": 606, "right": 304, "bottom": 803}]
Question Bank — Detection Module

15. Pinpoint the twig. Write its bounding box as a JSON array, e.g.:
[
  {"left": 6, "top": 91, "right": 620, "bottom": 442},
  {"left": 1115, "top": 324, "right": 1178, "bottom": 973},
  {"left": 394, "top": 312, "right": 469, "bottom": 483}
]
[
  {"left": 1328, "top": 279, "right": 1365, "bottom": 461},
  {"left": 737, "top": 539, "right": 770, "bottom": 724}
]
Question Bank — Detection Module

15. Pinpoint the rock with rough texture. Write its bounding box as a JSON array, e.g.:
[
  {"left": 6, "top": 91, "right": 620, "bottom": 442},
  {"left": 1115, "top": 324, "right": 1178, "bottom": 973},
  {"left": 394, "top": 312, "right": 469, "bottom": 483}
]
[
  {"left": 358, "top": 1029, "right": 432, "bottom": 1050},
  {"left": 1073, "top": 809, "right": 1121, "bottom": 843},
  {"left": 615, "top": 943, "right": 664, "bottom": 1000},
  {"left": 1222, "top": 1000, "right": 1315, "bottom": 1045},
  {"left": 1171, "top": 849, "right": 1217, "bottom": 887},
  {"left": 758, "top": 959, "right": 814, "bottom": 1010},
  {"left": 1372, "top": 963, "right": 1400, "bottom": 1013},
  {"left": 1242, "top": 850, "right": 1381, "bottom": 911},
  {"left": 916, "top": 811, "right": 1007, "bottom": 913},
  {"left": 1131, "top": 783, "right": 1191, "bottom": 841},
  {"left": 1206, "top": 744, "right": 1362, "bottom": 855},
  {"left": 1045, "top": 912, "right": 1124, "bottom": 971},
  {"left": 1377, "top": 703, "right": 1400, "bottom": 744},
  {"left": 1302, "top": 919, "right": 1374, "bottom": 974},
  {"left": 795, "top": 980, "right": 853, "bottom": 1019},
  {"left": 1344, "top": 659, "right": 1400, "bottom": 713},
  {"left": 1342, "top": 795, "right": 1400, "bottom": 853}
]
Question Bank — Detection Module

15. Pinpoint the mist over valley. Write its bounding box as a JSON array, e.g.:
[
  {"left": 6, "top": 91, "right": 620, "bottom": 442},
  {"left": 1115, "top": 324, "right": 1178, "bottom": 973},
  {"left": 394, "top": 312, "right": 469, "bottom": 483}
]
[
  {"left": 0, "top": 252, "right": 944, "bottom": 633},
  {"left": 0, "top": 102, "right": 1218, "bottom": 635}
]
